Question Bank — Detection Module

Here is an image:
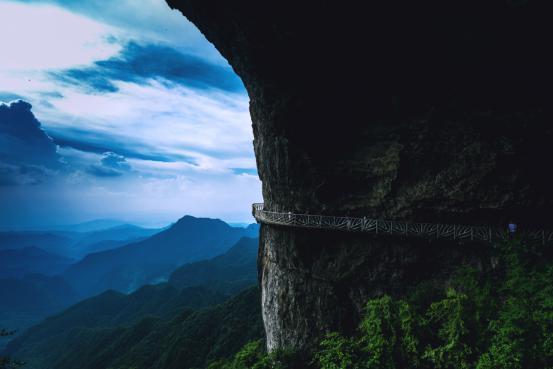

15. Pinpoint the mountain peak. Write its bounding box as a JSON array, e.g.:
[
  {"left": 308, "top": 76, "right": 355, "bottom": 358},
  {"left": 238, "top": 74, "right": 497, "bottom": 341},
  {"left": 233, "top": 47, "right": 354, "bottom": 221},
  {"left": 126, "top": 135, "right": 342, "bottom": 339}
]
[{"left": 173, "top": 215, "right": 229, "bottom": 228}]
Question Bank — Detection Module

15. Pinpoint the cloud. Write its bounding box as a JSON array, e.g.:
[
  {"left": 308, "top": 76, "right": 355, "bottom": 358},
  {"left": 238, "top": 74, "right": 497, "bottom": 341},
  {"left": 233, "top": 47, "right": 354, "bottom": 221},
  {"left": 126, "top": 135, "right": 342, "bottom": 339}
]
[
  {"left": 0, "top": 92, "right": 25, "bottom": 102},
  {"left": 10, "top": 0, "right": 225, "bottom": 64},
  {"left": 0, "top": 100, "right": 61, "bottom": 185},
  {"left": 51, "top": 134, "right": 176, "bottom": 163},
  {"left": 0, "top": 1, "right": 261, "bottom": 226},
  {"left": 100, "top": 152, "right": 131, "bottom": 171},
  {"left": 87, "top": 151, "right": 132, "bottom": 177},
  {"left": 0, "top": 162, "right": 56, "bottom": 186},
  {"left": 41, "top": 79, "right": 253, "bottom": 170},
  {"left": 53, "top": 41, "right": 244, "bottom": 93},
  {"left": 232, "top": 168, "right": 259, "bottom": 176},
  {"left": 0, "top": 2, "right": 121, "bottom": 71}
]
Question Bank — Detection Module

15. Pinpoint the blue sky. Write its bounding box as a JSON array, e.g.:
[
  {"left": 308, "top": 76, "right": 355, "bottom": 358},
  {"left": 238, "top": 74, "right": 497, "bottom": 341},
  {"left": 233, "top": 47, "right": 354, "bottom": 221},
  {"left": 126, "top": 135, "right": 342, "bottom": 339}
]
[{"left": 0, "top": 0, "right": 261, "bottom": 229}]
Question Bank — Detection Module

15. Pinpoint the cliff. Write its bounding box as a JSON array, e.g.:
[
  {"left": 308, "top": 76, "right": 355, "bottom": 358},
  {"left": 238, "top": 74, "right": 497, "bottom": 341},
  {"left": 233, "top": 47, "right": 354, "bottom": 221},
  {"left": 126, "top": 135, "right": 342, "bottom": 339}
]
[{"left": 167, "top": 0, "right": 553, "bottom": 351}]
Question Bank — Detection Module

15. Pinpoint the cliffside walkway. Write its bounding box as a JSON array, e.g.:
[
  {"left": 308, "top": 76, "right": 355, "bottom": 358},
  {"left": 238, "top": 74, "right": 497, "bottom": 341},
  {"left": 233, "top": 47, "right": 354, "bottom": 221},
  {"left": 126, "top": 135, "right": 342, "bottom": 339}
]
[{"left": 252, "top": 203, "right": 553, "bottom": 245}]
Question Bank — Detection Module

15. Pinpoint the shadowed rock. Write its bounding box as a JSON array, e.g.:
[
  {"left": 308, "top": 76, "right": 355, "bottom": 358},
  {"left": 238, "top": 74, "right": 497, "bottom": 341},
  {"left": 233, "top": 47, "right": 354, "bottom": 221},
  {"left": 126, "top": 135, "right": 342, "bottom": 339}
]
[{"left": 167, "top": 0, "right": 553, "bottom": 351}]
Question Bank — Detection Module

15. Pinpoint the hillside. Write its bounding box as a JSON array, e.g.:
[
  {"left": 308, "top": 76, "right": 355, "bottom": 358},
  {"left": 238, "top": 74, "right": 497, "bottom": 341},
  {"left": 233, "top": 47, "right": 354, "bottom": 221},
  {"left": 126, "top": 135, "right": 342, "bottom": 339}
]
[
  {"left": 0, "top": 247, "right": 73, "bottom": 278},
  {"left": 4, "top": 237, "right": 261, "bottom": 369},
  {"left": 71, "top": 224, "right": 162, "bottom": 258},
  {"left": 0, "top": 274, "right": 80, "bottom": 350},
  {"left": 6, "top": 287, "right": 262, "bottom": 369},
  {"left": 0, "top": 224, "right": 162, "bottom": 259},
  {"left": 0, "top": 275, "right": 78, "bottom": 315},
  {"left": 63, "top": 216, "right": 252, "bottom": 296},
  {"left": 169, "top": 236, "right": 258, "bottom": 295},
  {"left": 0, "top": 232, "right": 75, "bottom": 256}
]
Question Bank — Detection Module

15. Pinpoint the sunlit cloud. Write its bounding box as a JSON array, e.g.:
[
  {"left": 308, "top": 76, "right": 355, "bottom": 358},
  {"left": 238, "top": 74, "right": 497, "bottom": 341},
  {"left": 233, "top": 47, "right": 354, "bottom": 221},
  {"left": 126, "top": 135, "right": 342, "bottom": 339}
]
[
  {"left": 0, "top": 2, "right": 121, "bottom": 71},
  {"left": 9, "top": 0, "right": 225, "bottom": 63}
]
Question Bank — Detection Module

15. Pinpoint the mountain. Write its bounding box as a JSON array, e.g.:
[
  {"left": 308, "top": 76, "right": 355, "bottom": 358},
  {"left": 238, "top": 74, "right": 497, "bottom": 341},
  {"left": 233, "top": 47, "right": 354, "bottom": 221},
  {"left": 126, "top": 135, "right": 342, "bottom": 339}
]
[
  {"left": 42, "top": 219, "right": 129, "bottom": 233},
  {"left": 0, "top": 231, "right": 76, "bottom": 256},
  {"left": 0, "top": 274, "right": 80, "bottom": 350},
  {"left": 4, "top": 284, "right": 227, "bottom": 361},
  {"left": 4, "top": 237, "right": 262, "bottom": 369},
  {"left": 5, "top": 287, "right": 262, "bottom": 369},
  {"left": 0, "top": 274, "right": 78, "bottom": 315},
  {"left": 70, "top": 224, "right": 162, "bottom": 258},
  {"left": 78, "top": 238, "right": 137, "bottom": 256},
  {"left": 169, "top": 236, "right": 258, "bottom": 295},
  {"left": 0, "top": 225, "right": 162, "bottom": 259},
  {"left": 0, "top": 247, "right": 73, "bottom": 278},
  {"left": 244, "top": 223, "right": 260, "bottom": 237},
  {"left": 63, "top": 216, "right": 255, "bottom": 296}
]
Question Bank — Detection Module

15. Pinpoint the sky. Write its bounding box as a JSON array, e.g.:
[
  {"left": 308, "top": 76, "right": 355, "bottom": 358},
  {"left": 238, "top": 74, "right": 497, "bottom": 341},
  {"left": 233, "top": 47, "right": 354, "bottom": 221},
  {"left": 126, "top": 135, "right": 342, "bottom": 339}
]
[{"left": 0, "top": 0, "right": 262, "bottom": 229}]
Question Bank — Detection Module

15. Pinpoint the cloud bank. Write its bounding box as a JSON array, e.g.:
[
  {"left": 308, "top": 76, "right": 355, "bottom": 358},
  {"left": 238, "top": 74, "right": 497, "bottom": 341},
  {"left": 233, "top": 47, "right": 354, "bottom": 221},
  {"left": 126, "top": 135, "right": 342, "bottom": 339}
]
[
  {"left": 0, "top": 0, "right": 261, "bottom": 228},
  {"left": 0, "top": 100, "right": 61, "bottom": 185}
]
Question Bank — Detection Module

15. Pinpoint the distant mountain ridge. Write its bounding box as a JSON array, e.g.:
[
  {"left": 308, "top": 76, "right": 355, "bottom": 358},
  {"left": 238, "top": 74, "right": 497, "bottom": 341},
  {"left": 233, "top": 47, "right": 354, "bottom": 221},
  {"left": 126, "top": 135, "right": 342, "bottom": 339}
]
[
  {"left": 71, "top": 224, "right": 161, "bottom": 257},
  {"left": 0, "top": 224, "right": 163, "bottom": 259},
  {"left": 63, "top": 216, "right": 256, "bottom": 296},
  {"left": 169, "top": 236, "right": 258, "bottom": 295},
  {"left": 27, "top": 219, "right": 129, "bottom": 233},
  {"left": 0, "top": 232, "right": 75, "bottom": 257},
  {"left": 4, "top": 236, "right": 261, "bottom": 369},
  {"left": 0, "top": 247, "right": 73, "bottom": 279}
]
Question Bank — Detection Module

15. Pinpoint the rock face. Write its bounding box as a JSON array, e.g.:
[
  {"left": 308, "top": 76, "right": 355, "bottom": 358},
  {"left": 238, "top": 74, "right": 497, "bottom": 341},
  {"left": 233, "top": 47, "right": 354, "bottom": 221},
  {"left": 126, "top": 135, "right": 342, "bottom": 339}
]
[{"left": 167, "top": 0, "right": 553, "bottom": 351}]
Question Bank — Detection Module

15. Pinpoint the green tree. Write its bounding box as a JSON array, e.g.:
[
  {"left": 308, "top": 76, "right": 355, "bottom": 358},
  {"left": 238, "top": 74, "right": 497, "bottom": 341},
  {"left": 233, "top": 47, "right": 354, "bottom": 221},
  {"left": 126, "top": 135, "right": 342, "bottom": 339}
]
[{"left": 314, "top": 332, "right": 359, "bottom": 369}]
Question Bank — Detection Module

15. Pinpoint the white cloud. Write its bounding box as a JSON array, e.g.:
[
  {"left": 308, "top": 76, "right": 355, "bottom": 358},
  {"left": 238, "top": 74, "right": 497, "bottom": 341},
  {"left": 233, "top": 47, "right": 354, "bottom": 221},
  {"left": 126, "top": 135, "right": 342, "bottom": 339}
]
[
  {"left": 41, "top": 79, "right": 255, "bottom": 168},
  {"left": 0, "top": 1, "right": 121, "bottom": 70},
  {"left": 7, "top": 0, "right": 226, "bottom": 64},
  {"left": 0, "top": 0, "right": 260, "bottom": 227}
]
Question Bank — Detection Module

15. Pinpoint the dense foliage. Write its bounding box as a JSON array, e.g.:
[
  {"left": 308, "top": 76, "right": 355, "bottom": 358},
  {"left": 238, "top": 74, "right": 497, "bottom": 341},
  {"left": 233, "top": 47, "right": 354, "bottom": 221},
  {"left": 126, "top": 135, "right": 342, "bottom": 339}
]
[{"left": 215, "top": 239, "right": 553, "bottom": 369}]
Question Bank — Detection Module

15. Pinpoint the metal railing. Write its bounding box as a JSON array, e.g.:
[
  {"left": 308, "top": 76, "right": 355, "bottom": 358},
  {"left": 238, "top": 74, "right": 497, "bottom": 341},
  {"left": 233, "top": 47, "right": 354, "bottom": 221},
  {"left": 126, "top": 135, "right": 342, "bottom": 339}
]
[{"left": 252, "top": 203, "right": 553, "bottom": 245}]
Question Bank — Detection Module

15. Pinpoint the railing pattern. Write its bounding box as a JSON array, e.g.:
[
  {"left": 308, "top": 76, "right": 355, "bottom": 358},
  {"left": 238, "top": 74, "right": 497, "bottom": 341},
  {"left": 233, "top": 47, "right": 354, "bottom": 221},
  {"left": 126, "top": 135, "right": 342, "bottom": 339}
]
[{"left": 252, "top": 203, "right": 553, "bottom": 245}]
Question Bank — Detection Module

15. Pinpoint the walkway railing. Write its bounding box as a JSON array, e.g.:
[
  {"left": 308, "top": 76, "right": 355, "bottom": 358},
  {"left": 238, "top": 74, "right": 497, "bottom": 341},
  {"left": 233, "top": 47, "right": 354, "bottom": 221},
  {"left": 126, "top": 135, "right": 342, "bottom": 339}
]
[{"left": 252, "top": 203, "right": 553, "bottom": 245}]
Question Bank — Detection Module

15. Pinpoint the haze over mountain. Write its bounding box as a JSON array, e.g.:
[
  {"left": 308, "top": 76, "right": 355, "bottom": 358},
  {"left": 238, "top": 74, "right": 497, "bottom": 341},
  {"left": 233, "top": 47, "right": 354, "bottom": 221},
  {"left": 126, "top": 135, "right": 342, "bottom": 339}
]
[
  {"left": 0, "top": 232, "right": 75, "bottom": 257},
  {"left": 0, "top": 216, "right": 258, "bottom": 354},
  {"left": 63, "top": 216, "right": 255, "bottom": 296},
  {"left": 4, "top": 236, "right": 261, "bottom": 369},
  {"left": 0, "top": 247, "right": 73, "bottom": 278},
  {"left": 0, "top": 274, "right": 80, "bottom": 350},
  {"left": 24, "top": 219, "right": 130, "bottom": 233},
  {"left": 169, "top": 236, "right": 258, "bottom": 295},
  {"left": 0, "top": 223, "right": 163, "bottom": 259},
  {"left": 71, "top": 224, "right": 162, "bottom": 257}
]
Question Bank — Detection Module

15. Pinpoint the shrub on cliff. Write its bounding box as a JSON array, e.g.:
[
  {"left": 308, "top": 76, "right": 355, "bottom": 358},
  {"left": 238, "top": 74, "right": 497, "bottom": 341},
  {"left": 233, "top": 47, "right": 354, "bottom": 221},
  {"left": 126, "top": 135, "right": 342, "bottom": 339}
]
[{"left": 221, "top": 239, "right": 553, "bottom": 369}]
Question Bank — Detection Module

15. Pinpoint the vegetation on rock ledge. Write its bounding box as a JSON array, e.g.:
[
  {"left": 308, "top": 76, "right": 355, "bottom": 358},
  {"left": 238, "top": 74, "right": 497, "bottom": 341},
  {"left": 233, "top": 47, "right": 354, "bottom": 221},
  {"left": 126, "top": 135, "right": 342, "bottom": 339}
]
[{"left": 213, "top": 239, "right": 553, "bottom": 369}]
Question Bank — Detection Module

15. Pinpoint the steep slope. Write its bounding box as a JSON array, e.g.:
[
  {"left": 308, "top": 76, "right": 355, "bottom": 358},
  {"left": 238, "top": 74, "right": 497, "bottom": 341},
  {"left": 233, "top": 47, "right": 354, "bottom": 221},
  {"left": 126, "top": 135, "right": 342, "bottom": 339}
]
[
  {"left": 63, "top": 216, "right": 250, "bottom": 296},
  {"left": 0, "top": 275, "right": 78, "bottom": 314},
  {"left": 4, "top": 238, "right": 261, "bottom": 369},
  {"left": 5, "top": 288, "right": 262, "bottom": 369},
  {"left": 0, "top": 247, "right": 73, "bottom": 278},
  {"left": 0, "top": 274, "right": 80, "bottom": 348},
  {"left": 169, "top": 236, "right": 258, "bottom": 295}
]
